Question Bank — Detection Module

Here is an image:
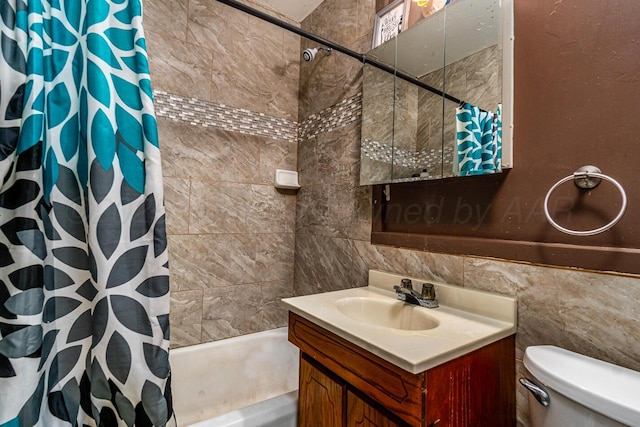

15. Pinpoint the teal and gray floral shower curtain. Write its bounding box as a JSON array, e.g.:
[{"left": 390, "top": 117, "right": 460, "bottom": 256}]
[{"left": 0, "top": 0, "right": 174, "bottom": 425}]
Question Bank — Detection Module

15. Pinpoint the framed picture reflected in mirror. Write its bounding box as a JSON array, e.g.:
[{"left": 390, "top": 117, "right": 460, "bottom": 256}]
[{"left": 372, "top": 0, "right": 410, "bottom": 48}]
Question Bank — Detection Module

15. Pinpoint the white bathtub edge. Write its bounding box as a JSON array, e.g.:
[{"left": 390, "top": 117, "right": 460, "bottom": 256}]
[
  {"left": 170, "top": 327, "right": 299, "bottom": 426},
  {"left": 188, "top": 391, "right": 298, "bottom": 427}
]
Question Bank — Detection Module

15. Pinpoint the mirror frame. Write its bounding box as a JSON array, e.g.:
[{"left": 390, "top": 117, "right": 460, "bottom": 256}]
[{"left": 500, "top": 0, "right": 514, "bottom": 171}]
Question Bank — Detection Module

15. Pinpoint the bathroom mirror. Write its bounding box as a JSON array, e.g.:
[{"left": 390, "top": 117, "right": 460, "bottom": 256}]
[{"left": 360, "top": 0, "right": 513, "bottom": 185}]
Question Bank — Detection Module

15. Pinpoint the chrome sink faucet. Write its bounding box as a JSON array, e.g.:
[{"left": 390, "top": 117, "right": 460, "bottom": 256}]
[{"left": 394, "top": 278, "right": 439, "bottom": 309}]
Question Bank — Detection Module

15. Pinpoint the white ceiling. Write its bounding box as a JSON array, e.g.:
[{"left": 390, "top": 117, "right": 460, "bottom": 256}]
[{"left": 250, "top": 0, "right": 326, "bottom": 22}]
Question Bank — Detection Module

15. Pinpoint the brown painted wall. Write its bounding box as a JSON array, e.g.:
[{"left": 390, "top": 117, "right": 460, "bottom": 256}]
[{"left": 374, "top": 0, "right": 640, "bottom": 274}]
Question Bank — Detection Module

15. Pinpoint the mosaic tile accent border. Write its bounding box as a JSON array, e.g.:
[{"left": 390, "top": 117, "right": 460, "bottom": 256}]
[
  {"left": 299, "top": 93, "right": 362, "bottom": 141},
  {"left": 362, "top": 138, "right": 455, "bottom": 175},
  {"left": 153, "top": 89, "right": 460, "bottom": 177},
  {"left": 361, "top": 139, "right": 394, "bottom": 163},
  {"left": 153, "top": 90, "right": 299, "bottom": 143}
]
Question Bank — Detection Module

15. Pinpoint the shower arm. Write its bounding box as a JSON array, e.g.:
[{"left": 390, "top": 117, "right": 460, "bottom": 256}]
[{"left": 214, "top": 0, "right": 463, "bottom": 105}]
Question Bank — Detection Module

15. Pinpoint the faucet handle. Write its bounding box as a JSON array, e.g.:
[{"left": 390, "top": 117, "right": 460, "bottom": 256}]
[
  {"left": 421, "top": 283, "right": 436, "bottom": 301},
  {"left": 400, "top": 278, "right": 413, "bottom": 290}
]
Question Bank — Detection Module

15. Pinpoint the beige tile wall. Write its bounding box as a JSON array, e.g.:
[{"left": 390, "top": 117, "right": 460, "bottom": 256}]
[{"left": 144, "top": 0, "right": 300, "bottom": 347}]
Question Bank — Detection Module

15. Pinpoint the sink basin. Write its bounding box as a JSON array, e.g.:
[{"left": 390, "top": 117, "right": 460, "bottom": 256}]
[
  {"left": 281, "top": 270, "right": 517, "bottom": 373},
  {"left": 336, "top": 297, "right": 439, "bottom": 331}
]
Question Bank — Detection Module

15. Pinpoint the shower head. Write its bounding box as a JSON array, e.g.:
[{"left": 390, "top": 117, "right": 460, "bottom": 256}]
[{"left": 302, "top": 47, "right": 332, "bottom": 62}]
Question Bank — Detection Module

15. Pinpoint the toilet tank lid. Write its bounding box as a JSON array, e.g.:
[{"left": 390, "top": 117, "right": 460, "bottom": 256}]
[{"left": 524, "top": 346, "right": 640, "bottom": 426}]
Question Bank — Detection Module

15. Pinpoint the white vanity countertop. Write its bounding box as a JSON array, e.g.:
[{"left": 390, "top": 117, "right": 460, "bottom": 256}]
[{"left": 282, "top": 270, "right": 517, "bottom": 374}]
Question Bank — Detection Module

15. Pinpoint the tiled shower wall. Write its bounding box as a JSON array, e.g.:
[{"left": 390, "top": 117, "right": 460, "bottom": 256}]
[
  {"left": 143, "top": 0, "right": 300, "bottom": 348},
  {"left": 294, "top": 1, "right": 640, "bottom": 426}
]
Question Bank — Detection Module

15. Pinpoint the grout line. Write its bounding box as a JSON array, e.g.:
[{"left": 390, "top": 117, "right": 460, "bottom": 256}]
[
  {"left": 187, "top": 178, "right": 193, "bottom": 234},
  {"left": 199, "top": 288, "right": 204, "bottom": 343}
]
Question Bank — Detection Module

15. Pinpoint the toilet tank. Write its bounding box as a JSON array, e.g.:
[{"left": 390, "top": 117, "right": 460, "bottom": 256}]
[{"left": 523, "top": 346, "right": 640, "bottom": 427}]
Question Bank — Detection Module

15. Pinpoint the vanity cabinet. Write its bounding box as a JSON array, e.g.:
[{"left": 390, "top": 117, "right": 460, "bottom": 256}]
[
  {"left": 348, "top": 390, "right": 404, "bottom": 427},
  {"left": 288, "top": 312, "right": 515, "bottom": 427},
  {"left": 299, "top": 356, "right": 405, "bottom": 427},
  {"left": 298, "top": 357, "right": 343, "bottom": 426}
]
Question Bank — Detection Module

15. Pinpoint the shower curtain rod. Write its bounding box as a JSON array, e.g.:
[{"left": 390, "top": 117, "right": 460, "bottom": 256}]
[{"left": 214, "top": 0, "right": 464, "bottom": 105}]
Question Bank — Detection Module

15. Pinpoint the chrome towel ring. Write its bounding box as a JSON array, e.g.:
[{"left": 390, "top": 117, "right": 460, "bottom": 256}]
[{"left": 543, "top": 166, "right": 627, "bottom": 236}]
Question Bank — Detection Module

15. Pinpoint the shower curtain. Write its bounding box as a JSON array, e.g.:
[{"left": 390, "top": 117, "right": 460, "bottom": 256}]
[{"left": 0, "top": 0, "right": 174, "bottom": 425}]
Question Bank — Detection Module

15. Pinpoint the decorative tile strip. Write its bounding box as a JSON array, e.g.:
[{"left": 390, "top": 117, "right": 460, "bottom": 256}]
[
  {"left": 153, "top": 90, "right": 299, "bottom": 143},
  {"left": 361, "top": 138, "right": 394, "bottom": 163},
  {"left": 299, "top": 93, "right": 363, "bottom": 141},
  {"left": 362, "top": 138, "right": 455, "bottom": 175},
  {"left": 153, "top": 89, "right": 458, "bottom": 176}
]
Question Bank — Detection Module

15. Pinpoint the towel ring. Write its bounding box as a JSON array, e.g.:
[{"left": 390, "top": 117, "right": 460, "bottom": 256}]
[{"left": 543, "top": 166, "right": 627, "bottom": 236}]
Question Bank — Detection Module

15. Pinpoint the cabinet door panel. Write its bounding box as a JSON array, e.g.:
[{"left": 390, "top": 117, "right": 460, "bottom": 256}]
[
  {"left": 347, "top": 391, "right": 404, "bottom": 427},
  {"left": 299, "top": 356, "right": 345, "bottom": 427},
  {"left": 289, "top": 313, "right": 425, "bottom": 426}
]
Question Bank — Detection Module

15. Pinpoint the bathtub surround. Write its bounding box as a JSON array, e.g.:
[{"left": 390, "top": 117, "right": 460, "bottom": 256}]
[
  {"left": 159, "top": 118, "right": 297, "bottom": 346},
  {"left": 146, "top": 0, "right": 375, "bottom": 348},
  {"left": 145, "top": 0, "right": 300, "bottom": 122},
  {"left": 145, "top": 0, "right": 301, "bottom": 348},
  {"left": 298, "top": 93, "right": 362, "bottom": 141}
]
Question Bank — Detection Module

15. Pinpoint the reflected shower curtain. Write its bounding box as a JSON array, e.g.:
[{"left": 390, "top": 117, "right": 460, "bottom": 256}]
[
  {"left": 0, "top": 0, "right": 174, "bottom": 425},
  {"left": 455, "top": 103, "right": 502, "bottom": 176}
]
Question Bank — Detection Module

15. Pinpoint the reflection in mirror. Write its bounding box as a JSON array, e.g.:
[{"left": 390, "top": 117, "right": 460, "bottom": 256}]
[
  {"left": 361, "top": 65, "right": 395, "bottom": 183},
  {"left": 443, "top": 0, "right": 503, "bottom": 178},
  {"left": 360, "top": 0, "right": 513, "bottom": 185},
  {"left": 394, "top": 8, "right": 445, "bottom": 181}
]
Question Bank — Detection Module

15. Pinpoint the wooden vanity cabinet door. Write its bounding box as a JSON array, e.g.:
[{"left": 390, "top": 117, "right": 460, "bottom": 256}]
[
  {"left": 299, "top": 355, "right": 346, "bottom": 427},
  {"left": 347, "top": 391, "right": 407, "bottom": 427},
  {"left": 289, "top": 313, "right": 425, "bottom": 426}
]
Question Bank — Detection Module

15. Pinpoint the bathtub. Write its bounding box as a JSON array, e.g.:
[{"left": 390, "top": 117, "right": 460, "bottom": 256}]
[{"left": 169, "top": 327, "right": 299, "bottom": 426}]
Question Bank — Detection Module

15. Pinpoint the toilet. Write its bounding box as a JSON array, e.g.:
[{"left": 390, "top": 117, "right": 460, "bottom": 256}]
[{"left": 521, "top": 346, "right": 640, "bottom": 427}]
